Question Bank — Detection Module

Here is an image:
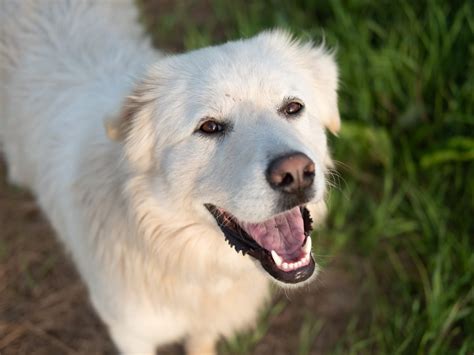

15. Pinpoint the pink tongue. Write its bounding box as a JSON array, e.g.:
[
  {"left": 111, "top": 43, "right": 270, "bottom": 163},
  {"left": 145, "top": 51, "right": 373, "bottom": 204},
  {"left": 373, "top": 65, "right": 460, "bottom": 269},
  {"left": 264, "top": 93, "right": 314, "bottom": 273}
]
[{"left": 241, "top": 207, "right": 305, "bottom": 261}]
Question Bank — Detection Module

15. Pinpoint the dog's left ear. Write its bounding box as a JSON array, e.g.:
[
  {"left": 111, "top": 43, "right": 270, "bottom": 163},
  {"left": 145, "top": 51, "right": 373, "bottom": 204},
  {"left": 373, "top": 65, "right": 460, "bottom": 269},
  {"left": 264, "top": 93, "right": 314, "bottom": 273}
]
[
  {"left": 305, "top": 45, "right": 340, "bottom": 135},
  {"left": 257, "top": 30, "right": 340, "bottom": 134}
]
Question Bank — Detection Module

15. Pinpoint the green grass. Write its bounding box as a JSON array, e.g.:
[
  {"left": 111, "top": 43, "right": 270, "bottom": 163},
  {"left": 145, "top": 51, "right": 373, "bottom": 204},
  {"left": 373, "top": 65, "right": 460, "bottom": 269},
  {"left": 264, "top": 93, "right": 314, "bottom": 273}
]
[
  {"left": 220, "top": 301, "right": 287, "bottom": 354},
  {"left": 140, "top": 0, "right": 474, "bottom": 353}
]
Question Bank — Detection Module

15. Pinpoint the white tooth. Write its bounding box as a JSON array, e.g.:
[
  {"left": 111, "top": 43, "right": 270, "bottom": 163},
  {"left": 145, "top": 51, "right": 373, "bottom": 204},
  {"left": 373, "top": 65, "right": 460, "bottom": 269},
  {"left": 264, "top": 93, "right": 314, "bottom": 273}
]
[
  {"left": 303, "top": 237, "right": 312, "bottom": 254},
  {"left": 297, "top": 261, "right": 302, "bottom": 268},
  {"left": 271, "top": 250, "right": 283, "bottom": 266},
  {"left": 282, "top": 262, "right": 289, "bottom": 270}
]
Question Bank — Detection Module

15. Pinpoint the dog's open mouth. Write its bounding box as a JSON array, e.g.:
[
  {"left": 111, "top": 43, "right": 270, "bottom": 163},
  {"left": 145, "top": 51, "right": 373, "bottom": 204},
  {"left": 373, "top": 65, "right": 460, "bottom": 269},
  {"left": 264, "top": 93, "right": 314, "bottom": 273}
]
[{"left": 205, "top": 204, "right": 315, "bottom": 284}]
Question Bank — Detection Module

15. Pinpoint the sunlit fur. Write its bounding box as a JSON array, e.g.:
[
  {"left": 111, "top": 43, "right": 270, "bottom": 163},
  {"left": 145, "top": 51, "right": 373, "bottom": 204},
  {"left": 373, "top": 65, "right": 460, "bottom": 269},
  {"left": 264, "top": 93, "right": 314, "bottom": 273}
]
[{"left": 0, "top": 0, "right": 339, "bottom": 354}]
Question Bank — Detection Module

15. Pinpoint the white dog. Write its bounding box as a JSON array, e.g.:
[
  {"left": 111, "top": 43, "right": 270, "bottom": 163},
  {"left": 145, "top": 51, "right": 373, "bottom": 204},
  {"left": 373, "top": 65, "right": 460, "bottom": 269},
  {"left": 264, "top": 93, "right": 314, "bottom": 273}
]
[{"left": 0, "top": 0, "right": 340, "bottom": 354}]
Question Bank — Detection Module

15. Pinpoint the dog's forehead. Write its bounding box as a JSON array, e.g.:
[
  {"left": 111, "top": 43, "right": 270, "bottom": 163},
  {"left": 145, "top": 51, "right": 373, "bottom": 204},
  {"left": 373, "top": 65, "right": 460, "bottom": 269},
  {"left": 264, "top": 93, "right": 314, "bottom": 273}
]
[
  {"left": 171, "top": 42, "right": 312, "bottom": 116},
  {"left": 205, "top": 44, "right": 306, "bottom": 98}
]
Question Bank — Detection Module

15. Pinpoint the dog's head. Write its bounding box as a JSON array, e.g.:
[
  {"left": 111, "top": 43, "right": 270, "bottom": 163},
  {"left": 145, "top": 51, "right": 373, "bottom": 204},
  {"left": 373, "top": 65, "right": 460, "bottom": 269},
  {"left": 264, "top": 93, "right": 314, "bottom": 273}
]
[{"left": 108, "top": 30, "right": 340, "bottom": 285}]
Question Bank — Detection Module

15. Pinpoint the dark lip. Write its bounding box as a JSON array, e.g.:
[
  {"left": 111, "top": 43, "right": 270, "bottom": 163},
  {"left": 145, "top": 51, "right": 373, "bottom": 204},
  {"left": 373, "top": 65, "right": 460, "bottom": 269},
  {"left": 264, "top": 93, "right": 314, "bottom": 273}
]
[{"left": 205, "top": 204, "right": 315, "bottom": 284}]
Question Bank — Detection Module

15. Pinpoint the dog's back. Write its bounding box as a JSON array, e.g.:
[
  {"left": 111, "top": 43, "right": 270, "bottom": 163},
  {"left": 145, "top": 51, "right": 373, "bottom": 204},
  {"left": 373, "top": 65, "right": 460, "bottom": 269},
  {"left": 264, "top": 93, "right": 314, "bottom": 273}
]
[{"left": 0, "top": 0, "right": 156, "bottom": 189}]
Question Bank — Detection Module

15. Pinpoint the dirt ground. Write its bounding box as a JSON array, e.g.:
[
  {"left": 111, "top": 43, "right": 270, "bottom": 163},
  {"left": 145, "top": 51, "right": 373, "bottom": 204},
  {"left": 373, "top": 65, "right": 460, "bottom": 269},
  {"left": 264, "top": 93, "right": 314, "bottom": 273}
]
[{"left": 0, "top": 158, "right": 363, "bottom": 355}]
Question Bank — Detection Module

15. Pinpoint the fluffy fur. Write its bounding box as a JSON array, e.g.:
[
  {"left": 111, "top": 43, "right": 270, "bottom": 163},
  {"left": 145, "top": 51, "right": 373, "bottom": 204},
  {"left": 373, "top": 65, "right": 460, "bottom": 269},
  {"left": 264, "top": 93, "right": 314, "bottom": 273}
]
[{"left": 0, "top": 0, "right": 339, "bottom": 354}]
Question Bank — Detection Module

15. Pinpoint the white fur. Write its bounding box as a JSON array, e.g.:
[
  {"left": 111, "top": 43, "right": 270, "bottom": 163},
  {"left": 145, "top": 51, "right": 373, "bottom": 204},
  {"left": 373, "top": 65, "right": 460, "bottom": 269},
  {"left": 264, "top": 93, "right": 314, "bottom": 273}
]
[{"left": 0, "top": 1, "right": 339, "bottom": 354}]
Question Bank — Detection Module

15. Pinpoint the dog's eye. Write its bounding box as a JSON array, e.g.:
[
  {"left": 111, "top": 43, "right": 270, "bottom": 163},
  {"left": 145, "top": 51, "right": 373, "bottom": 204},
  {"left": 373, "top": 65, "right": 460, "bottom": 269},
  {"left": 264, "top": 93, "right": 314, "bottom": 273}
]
[
  {"left": 283, "top": 101, "right": 304, "bottom": 116},
  {"left": 199, "top": 120, "right": 224, "bottom": 134}
]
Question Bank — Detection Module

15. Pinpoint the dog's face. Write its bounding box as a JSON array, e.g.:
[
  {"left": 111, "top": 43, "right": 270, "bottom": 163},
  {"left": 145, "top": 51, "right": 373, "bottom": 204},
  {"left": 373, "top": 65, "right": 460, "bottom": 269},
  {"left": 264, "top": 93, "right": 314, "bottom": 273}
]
[{"left": 110, "top": 30, "right": 339, "bottom": 285}]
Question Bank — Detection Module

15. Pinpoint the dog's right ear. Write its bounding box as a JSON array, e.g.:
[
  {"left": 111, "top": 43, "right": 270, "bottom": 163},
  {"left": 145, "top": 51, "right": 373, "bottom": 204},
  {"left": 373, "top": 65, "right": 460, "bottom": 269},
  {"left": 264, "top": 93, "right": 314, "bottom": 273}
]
[
  {"left": 105, "top": 85, "right": 158, "bottom": 172},
  {"left": 105, "top": 98, "right": 137, "bottom": 142}
]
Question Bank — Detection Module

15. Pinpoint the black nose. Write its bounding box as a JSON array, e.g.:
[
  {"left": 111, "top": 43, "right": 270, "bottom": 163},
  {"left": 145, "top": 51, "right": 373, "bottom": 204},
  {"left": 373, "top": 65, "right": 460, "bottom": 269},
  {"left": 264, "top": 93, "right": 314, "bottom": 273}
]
[{"left": 266, "top": 152, "right": 315, "bottom": 193}]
